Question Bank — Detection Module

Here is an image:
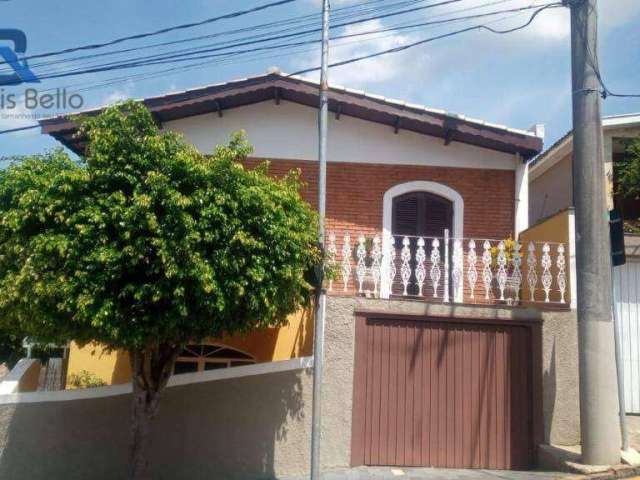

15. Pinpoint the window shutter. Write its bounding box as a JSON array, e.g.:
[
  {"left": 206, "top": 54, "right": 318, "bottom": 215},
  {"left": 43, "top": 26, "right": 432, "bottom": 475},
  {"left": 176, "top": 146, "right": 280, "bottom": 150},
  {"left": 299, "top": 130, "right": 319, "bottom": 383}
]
[
  {"left": 393, "top": 195, "right": 419, "bottom": 236},
  {"left": 392, "top": 191, "right": 453, "bottom": 237},
  {"left": 423, "top": 193, "right": 452, "bottom": 237}
]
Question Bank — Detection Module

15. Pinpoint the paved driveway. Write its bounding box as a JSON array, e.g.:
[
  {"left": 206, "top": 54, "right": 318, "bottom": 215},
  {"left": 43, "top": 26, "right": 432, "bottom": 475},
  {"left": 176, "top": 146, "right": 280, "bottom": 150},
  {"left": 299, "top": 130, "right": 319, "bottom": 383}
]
[{"left": 283, "top": 467, "right": 580, "bottom": 480}]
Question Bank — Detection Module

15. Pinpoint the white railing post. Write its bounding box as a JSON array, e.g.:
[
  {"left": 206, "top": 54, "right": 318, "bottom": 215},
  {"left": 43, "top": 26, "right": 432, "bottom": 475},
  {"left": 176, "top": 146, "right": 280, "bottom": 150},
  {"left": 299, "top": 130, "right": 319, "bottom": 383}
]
[
  {"left": 443, "top": 230, "right": 450, "bottom": 303},
  {"left": 452, "top": 239, "right": 464, "bottom": 303},
  {"left": 541, "top": 242, "right": 552, "bottom": 303},
  {"left": 496, "top": 240, "right": 507, "bottom": 301},
  {"left": 370, "top": 235, "right": 382, "bottom": 297},
  {"left": 415, "top": 237, "right": 427, "bottom": 297},
  {"left": 400, "top": 236, "right": 411, "bottom": 296},
  {"left": 467, "top": 239, "right": 478, "bottom": 300},
  {"left": 482, "top": 240, "right": 493, "bottom": 300},
  {"left": 557, "top": 243, "right": 567, "bottom": 304},
  {"left": 326, "top": 233, "right": 337, "bottom": 292},
  {"left": 380, "top": 232, "right": 390, "bottom": 299},
  {"left": 341, "top": 233, "right": 352, "bottom": 292},
  {"left": 430, "top": 238, "right": 441, "bottom": 298},
  {"left": 356, "top": 235, "right": 366, "bottom": 294},
  {"left": 527, "top": 241, "right": 538, "bottom": 301},
  {"left": 511, "top": 241, "right": 522, "bottom": 302}
]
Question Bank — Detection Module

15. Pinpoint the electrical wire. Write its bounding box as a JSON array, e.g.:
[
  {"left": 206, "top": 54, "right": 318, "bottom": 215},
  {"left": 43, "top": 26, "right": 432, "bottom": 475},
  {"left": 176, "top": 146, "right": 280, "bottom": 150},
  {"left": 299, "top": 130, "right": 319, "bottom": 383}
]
[
  {"left": 291, "top": 3, "right": 563, "bottom": 75},
  {"left": 31, "top": 4, "right": 556, "bottom": 79},
  {"left": 0, "top": 3, "right": 561, "bottom": 137},
  {"left": 568, "top": 0, "right": 640, "bottom": 99},
  {"left": 5, "top": 0, "right": 528, "bottom": 103},
  {"left": 18, "top": 0, "right": 467, "bottom": 80},
  {"left": 0, "top": 0, "right": 437, "bottom": 73},
  {"left": 9, "top": 0, "right": 298, "bottom": 63}
]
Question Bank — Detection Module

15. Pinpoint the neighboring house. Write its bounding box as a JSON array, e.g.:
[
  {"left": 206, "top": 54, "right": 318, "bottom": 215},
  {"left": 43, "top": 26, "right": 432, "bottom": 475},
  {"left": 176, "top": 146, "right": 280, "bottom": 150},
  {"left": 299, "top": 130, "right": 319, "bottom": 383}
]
[
  {"left": 529, "top": 112, "right": 640, "bottom": 412},
  {"left": 38, "top": 70, "right": 580, "bottom": 471}
]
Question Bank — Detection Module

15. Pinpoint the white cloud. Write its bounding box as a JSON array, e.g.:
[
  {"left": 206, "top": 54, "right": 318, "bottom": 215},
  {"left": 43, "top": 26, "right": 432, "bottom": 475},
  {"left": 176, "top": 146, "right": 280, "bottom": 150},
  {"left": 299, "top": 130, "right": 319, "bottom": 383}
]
[
  {"left": 95, "top": 80, "right": 136, "bottom": 108},
  {"left": 289, "top": 0, "right": 639, "bottom": 139},
  {"left": 100, "top": 88, "right": 131, "bottom": 105},
  {"left": 292, "top": 19, "right": 431, "bottom": 88}
]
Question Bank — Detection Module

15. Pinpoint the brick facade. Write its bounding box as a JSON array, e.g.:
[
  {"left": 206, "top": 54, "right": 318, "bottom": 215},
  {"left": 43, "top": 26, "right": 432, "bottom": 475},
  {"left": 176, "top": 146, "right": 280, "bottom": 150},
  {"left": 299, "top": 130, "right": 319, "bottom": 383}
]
[{"left": 243, "top": 157, "right": 516, "bottom": 241}]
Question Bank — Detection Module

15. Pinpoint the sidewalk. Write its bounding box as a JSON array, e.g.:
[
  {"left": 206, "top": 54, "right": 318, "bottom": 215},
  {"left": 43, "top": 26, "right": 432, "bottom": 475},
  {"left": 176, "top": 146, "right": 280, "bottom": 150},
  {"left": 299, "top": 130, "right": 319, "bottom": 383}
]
[{"left": 283, "top": 467, "right": 581, "bottom": 480}]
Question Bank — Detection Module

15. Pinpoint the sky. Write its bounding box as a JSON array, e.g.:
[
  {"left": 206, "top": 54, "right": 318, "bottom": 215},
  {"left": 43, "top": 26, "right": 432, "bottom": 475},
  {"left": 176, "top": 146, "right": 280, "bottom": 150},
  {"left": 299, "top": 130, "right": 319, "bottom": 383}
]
[{"left": 0, "top": 0, "right": 638, "bottom": 158}]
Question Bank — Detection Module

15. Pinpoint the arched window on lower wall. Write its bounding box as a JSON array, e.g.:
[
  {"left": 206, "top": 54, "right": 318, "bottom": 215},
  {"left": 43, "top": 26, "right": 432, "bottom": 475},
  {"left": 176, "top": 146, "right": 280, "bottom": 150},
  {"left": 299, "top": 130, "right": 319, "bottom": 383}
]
[{"left": 173, "top": 344, "right": 256, "bottom": 375}]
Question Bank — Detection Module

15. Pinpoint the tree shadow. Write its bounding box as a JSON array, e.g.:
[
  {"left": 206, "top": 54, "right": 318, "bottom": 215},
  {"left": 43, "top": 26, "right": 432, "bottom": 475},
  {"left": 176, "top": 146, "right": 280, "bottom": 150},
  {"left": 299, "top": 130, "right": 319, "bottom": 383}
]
[{"left": 542, "top": 340, "right": 557, "bottom": 444}]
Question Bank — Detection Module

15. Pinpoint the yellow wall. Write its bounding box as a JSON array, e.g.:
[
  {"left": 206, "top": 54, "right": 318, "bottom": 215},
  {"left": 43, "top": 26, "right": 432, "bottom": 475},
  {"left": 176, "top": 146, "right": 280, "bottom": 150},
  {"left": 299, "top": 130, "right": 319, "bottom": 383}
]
[
  {"left": 519, "top": 208, "right": 573, "bottom": 306},
  {"left": 65, "top": 307, "right": 314, "bottom": 387},
  {"left": 66, "top": 342, "right": 132, "bottom": 387}
]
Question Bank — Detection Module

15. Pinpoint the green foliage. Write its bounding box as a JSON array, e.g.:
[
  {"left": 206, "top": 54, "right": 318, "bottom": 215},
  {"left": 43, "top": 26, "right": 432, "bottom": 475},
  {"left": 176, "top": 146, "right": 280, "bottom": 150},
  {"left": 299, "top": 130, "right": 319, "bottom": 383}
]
[
  {"left": 0, "top": 101, "right": 319, "bottom": 351},
  {"left": 614, "top": 139, "right": 640, "bottom": 233},
  {"left": 68, "top": 370, "right": 107, "bottom": 388},
  {"left": 615, "top": 138, "right": 640, "bottom": 198}
]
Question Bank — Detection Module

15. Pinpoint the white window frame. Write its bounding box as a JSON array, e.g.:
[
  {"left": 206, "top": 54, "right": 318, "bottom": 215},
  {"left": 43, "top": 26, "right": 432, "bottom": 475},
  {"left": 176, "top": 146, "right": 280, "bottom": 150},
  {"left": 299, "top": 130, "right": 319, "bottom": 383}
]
[
  {"left": 380, "top": 180, "right": 464, "bottom": 299},
  {"left": 174, "top": 344, "right": 256, "bottom": 374}
]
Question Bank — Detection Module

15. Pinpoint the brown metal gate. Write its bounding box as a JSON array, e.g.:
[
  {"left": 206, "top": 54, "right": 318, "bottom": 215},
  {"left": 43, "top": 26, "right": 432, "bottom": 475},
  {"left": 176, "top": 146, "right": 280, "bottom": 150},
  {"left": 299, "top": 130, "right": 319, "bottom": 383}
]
[{"left": 351, "top": 313, "right": 542, "bottom": 470}]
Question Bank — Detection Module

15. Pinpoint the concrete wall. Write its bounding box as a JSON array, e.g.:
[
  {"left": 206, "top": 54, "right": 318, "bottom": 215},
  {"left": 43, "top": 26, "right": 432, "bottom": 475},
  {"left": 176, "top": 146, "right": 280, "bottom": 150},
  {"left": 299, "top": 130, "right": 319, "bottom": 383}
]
[
  {"left": 320, "top": 295, "right": 581, "bottom": 470},
  {"left": 0, "top": 359, "right": 41, "bottom": 395},
  {"left": 529, "top": 123, "right": 640, "bottom": 225},
  {"left": 529, "top": 152, "right": 573, "bottom": 225},
  {"left": 0, "top": 359, "right": 313, "bottom": 480},
  {"left": 0, "top": 298, "right": 579, "bottom": 478}
]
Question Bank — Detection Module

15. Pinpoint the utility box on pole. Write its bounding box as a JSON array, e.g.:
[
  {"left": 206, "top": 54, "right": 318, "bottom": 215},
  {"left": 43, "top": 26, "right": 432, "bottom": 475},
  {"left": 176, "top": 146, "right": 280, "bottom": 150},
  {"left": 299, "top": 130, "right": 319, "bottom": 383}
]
[{"left": 569, "top": 0, "right": 621, "bottom": 465}]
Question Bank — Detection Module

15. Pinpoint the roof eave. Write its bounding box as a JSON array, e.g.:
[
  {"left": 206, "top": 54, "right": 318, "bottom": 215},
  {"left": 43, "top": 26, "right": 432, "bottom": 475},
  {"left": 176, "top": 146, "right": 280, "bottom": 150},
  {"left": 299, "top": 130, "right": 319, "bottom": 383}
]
[{"left": 40, "top": 73, "right": 543, "bottom": 159}]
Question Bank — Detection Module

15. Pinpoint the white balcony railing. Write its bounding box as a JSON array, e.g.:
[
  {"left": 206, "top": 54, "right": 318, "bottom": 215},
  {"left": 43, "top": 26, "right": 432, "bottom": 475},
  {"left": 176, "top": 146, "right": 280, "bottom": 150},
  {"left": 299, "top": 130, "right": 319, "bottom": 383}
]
[{"left": 324, "top": 229, "right": 569, "bottom": 307}]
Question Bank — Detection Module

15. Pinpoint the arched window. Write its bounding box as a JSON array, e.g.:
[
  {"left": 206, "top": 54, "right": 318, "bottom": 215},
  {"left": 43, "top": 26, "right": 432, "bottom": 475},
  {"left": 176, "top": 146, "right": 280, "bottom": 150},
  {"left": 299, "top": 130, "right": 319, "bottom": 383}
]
[
  {"left": 173, "top": 344, "right": 256, "bottom": 375},
  {"left": 382, "top": 180, "right": 464, "bottom": 240},
  {"left": 381, "top": 181, "right": 464, "bottom": 299}
]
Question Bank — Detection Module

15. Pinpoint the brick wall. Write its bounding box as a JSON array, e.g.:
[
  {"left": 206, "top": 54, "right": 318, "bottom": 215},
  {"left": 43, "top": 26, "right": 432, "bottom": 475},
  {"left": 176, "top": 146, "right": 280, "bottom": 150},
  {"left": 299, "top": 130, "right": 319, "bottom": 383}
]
[{"left": 243, "top": 157, "right": 516, "bottom": 241}]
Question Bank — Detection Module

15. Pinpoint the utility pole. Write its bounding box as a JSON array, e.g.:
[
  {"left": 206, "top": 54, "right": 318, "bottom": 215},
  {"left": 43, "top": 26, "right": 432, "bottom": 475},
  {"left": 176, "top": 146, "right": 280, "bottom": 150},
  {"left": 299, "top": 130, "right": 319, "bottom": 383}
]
[
  {"left": 311, "top": 0, "right": 330, "bottom": 478},
  {"left": 569, "top": 0, "right": 621, "bottom": 465}
]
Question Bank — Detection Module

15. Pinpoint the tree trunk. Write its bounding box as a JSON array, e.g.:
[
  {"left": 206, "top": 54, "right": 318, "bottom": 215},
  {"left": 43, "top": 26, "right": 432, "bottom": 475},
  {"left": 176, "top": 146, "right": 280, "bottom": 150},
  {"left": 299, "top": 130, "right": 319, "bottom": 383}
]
[{"left": 128, "top": 343, "right": 182, "bottom": 480}]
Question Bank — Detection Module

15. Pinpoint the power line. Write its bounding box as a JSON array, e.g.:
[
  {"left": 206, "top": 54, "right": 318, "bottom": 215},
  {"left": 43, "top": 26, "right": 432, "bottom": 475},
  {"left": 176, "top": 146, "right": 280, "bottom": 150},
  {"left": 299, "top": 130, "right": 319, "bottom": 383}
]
[
  {"left": 584, "top": 18, "right": 640, "bottom": 98},
  {"left": 9, "top": 0, "right": 297, "bottom": 64},
  {"left": 5, "top": 0, "right": 525, "bottom": 102},
  {"left": 73, "top": 3, "right": 556, "bottom": 73},
  {"left": 22, "top": 0, "right": 467, "bottom": 81},
  {"left": 1, "top": 0, "right": 432, "bottom": 73},
  {"left": 0, "top": 3, "right": 560, "bottom": 137},
  {"left": 291, "top": 3, "right": 563, "bottom": 75}
]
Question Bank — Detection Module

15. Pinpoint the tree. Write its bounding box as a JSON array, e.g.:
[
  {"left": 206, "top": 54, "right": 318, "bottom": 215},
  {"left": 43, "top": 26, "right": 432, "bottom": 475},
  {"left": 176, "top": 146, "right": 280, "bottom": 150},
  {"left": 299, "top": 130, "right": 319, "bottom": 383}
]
[
  {"left": 0, "top": 102, "right": 319, "bottom": 479},
  {"left": 613, "top": 138, "right": 640, "bottom": 232},
  {"left": 615, "top": 138, "right": 640, "bottom": 197}
]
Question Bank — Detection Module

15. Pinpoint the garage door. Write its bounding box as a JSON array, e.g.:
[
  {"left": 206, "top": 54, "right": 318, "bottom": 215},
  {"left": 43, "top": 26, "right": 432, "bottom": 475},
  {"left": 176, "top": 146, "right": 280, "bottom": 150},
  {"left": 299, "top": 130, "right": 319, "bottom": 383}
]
[{"left": 351, "top": 314, "right": 541, "bottom": 470}]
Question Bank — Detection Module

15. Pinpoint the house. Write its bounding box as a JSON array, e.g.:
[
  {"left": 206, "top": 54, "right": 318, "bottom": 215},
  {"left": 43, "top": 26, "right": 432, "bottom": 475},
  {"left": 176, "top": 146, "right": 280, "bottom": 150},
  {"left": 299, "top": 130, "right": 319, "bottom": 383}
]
[
  {"left": 37, "top": 70, "right": 580, "bottom": 472},
  {"left": 529, "top": 112, "right": 640, "bottom": 413}
]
